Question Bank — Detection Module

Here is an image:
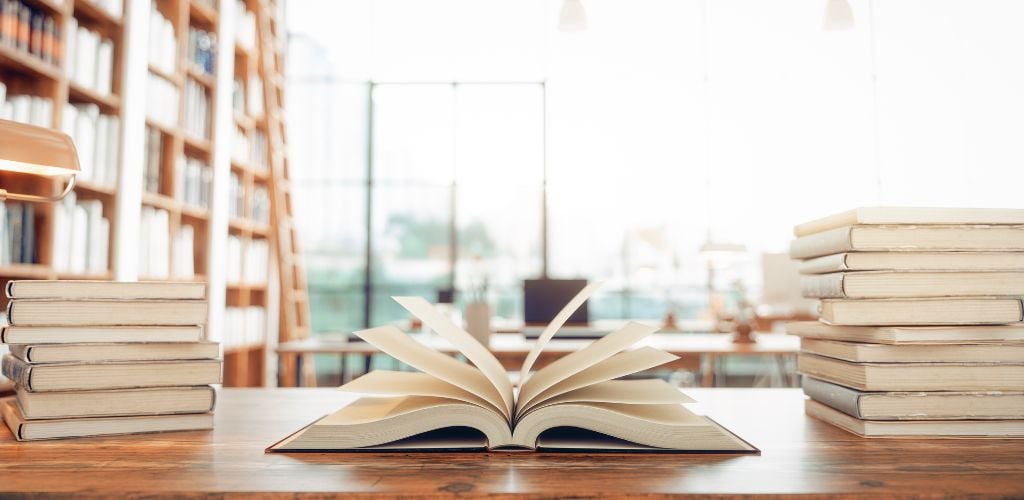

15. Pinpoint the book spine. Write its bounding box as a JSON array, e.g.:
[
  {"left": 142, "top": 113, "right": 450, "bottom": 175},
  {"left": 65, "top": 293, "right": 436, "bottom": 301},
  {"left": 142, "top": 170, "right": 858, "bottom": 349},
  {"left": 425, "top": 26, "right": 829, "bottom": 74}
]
[
  {"left": 800, "top": 273, "right": 846, "bottom": 298},
  {"left": 789, "top": 226, "right": 854, "bottom": 260},
  {"left": 798, "top": 253, "right": 849, "bottom": 275},
  {"left": 1, "top": 354, "right": 31, "bottom": 390},
  {"left": 801, "top": 376, "right": 863, "bottom": 419}
]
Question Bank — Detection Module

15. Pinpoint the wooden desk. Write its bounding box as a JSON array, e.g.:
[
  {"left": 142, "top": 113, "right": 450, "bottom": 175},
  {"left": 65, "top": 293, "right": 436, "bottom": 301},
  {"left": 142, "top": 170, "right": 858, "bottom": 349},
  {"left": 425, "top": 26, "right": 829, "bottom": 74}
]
[
  {"left": 1, "top": 388, "right": 1021, "bottom": 497},
  {"left": 276, "top": 333, "right": 801, "bottom": 388}
]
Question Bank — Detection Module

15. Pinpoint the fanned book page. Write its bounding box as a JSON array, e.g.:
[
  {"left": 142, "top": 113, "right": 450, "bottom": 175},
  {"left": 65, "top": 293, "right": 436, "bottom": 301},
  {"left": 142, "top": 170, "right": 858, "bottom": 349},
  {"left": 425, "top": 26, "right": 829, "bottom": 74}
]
[{"left": 269, "top": 285, "right": 756, "bottom": 453}]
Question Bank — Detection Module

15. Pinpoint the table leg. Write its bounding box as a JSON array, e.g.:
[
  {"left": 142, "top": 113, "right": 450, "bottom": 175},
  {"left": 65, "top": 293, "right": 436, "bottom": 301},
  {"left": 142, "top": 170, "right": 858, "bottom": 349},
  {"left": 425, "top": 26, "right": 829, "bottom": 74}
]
[
  {"left": 340, "top": 354, "right": 348, "bottom": 385},
  {"left": 295, "top": 354, "right": 304, "bottom": 388},
  {"left": 773, "top": 354, "right": 788, "bottom": 388},
  {"left": 701, "top": 354, "right": 715, "bottom": 388},
  {"left": 363, "top": 354, "right": 372, "bottom": 377}
]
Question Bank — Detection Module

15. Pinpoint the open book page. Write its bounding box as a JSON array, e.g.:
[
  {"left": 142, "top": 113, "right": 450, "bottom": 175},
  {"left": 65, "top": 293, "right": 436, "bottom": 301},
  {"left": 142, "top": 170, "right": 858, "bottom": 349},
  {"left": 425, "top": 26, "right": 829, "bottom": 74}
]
[
  {"left": 338, "top": 370, "right": 493, "bottom": 410},
  {"left": 537, "top": 379, "right": 694, "bottom": 407},
  {"left": 518, "top": 282, "right": 602, "bottom": 383},
  {"left": 355, "top": 326, "right": 509, "bottom": 419},
  {"left": 394, "top": 296, "right": 515, "bottom": 417},
  {"left": 520, "top": 347, "right": 680, "bottom": 415},
  {"left": 516, "top": 322, "right": 660, "bottom": 412}
]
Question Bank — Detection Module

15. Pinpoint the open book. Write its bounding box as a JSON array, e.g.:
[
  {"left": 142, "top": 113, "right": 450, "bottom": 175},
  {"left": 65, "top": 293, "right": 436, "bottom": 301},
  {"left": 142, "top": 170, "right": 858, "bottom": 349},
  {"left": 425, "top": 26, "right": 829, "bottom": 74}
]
[{"left": 270, "top": 284, "right": 755, "bottom": 453}]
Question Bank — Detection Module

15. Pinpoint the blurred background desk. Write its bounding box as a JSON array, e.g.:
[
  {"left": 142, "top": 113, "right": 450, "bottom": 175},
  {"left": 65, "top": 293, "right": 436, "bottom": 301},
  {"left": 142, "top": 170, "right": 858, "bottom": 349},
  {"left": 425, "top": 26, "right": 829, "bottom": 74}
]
[{"left": 276, "top": 332, "right": 800, "bottom": 388}]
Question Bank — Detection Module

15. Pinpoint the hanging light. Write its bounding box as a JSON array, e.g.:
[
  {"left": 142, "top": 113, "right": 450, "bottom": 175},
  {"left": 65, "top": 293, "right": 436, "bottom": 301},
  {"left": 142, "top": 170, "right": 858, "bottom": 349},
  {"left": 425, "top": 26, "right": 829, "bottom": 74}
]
[
  {"left": 558, "top": 0, "right": 587, "bottom": 32},
  {"left": 822, "top": 0, "right": 855, "bottom": 31}
]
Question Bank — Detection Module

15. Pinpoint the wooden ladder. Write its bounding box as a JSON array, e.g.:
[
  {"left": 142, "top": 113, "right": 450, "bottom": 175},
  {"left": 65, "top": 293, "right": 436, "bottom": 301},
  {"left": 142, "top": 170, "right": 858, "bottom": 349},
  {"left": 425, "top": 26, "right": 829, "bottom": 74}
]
[{"left": 257, "top": 0, "right": 314, "bottom": 387}]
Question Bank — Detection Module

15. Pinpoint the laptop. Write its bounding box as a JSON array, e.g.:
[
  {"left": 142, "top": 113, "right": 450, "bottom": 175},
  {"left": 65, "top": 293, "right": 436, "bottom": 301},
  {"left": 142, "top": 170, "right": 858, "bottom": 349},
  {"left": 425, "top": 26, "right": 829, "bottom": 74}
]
[{"left": 523, "top": 279, "right": 606, "bottom": 339}]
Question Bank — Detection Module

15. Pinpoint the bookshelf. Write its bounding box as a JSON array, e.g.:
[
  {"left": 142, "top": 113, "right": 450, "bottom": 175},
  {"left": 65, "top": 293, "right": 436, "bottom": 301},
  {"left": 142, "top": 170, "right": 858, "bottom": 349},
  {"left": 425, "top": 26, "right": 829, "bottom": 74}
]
[{"left": 0, "top": 0, "right": 277, "bottom": 387}]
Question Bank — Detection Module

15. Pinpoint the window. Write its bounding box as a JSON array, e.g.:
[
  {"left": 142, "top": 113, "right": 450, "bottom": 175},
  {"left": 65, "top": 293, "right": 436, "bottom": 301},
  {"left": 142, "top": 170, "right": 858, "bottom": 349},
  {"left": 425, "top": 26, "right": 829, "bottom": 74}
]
[{"left": 287, "top": 0, "right": 1024, "bottom": 332}]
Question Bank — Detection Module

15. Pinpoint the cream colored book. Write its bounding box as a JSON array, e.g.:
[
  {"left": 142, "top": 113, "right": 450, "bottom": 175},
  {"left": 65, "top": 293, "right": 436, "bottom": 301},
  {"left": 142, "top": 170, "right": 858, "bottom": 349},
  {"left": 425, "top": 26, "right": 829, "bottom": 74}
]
[
  {"left": 1, "top": 398, "right": 213, "bottom": 441},
  {"left": 802, "top": 376, "right": 1024, "bottom": 420},
  {"left": 786, "top": 321, "right": 1024, "bottom": 344},
  {"left": 6, "top": 280, "right": 207, "bottom": 300},
  {"left": 805, "top": 399, "right": 1024, "bottom": 438},
  {"left": 16, "top": 386, "right": 216, "bottom": 419},
  {"left": 801, "top": 271, "right": 1024, "bottom": 299},
  {"left": 788, "top": 225, "right": 1024, "bottom": 260},
  {"left": 9, "top": 342, "right": 220, "bottom": 363},
  {"left": 798, "top": 354, "right": 1024, "bottom": 391},
  {"left": 6, "top": 300, "right": 208, "bottom": 326},
  {"left": 0, "top": 325, "right": 205, "bottom": 344},
  {"left": 793, "top": 207, "right": 1024, "bottom": 237},
  {"left": 800, "top": 338, "right": 1024, "bottom": 363},
  {"left": 798, "top": 252, "right": 1024, "bottom": 274},
  {"left": 270, "top": 285, "right": 755, "bottom": 453},
  {"left": 818, "top": 298, "right": 1024, "bottom": 326},
  {"left": 1, "top": 355, "right": 222, "bottom": 392}
]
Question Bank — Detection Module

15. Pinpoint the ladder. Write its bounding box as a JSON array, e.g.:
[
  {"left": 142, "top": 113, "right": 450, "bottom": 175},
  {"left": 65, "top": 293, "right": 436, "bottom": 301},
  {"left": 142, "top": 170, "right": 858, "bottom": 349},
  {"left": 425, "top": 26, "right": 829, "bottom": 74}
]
[{"left": 256, "top": 0, "right": 314, "bottom": 387}]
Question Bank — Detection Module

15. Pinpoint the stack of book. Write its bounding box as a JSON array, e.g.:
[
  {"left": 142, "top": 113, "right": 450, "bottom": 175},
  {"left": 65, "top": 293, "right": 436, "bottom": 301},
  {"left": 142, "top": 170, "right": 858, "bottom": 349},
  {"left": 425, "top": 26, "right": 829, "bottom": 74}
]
[
  {"left": 0, "top": 281, "right": 221, "bottom": 441},
  {"left": 788, "top": 207, "right": 1024, "bottom": 438}
]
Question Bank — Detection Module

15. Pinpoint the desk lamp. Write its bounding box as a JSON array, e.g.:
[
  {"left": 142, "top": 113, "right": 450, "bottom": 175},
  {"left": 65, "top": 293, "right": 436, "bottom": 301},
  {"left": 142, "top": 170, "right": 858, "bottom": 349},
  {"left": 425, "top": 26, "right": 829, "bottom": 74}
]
[{"left": 0, "top": 119, "right": 79, "bottom": 202}]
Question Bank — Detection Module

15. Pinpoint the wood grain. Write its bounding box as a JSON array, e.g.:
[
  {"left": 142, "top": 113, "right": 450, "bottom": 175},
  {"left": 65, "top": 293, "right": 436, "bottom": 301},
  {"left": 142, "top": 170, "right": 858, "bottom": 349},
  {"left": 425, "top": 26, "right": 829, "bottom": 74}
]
[{"left": 1, "top": 388, "right": 1022, "bottom": 498}]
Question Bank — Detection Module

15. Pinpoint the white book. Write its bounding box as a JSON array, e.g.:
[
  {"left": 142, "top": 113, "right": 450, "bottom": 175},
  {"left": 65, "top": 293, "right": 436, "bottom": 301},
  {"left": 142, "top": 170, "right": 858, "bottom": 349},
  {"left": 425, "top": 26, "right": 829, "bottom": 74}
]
[
  {"left": 64, "top": 16, "right": 78, "bottom": 78},
  {"left": 70, "top": 204, "right": 89, "bottom": 273},
  {"left": 83, "top": 200, "right": 105, "bottom": 273},
  {"left": 96, "top": 38, "right": 113, "bottom": 95},
  {"left": 105, "top": 115, "right": 120, "bottom": 186},
  {"left": 11, "top": 95, "right": 29, "bottom": 123},
  {"left": 0, "top": 80, "right": 6, "bottom": 106},
  {"left": 139, "top": 207, "right": 152, "bottom": 276},
  {"left": 61, "top": 103, "right": 77, "bottom": 137},
  {"left": 93, "top": 114, "right": 108, "bottom": 184},
  {"left": 154, "top": 209, "right": 170, "bottom": 278},
  {"left": 52, "top": 193, "right": 75, "bottom": 272}
]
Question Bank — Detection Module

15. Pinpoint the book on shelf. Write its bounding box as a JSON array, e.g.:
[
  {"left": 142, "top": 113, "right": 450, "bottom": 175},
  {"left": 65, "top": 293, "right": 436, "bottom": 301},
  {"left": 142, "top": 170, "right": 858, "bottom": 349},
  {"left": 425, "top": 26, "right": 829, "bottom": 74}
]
[
  {"left": 147, "top": 0, "right": 176, "bottom": 74},
  {"left": 802, "top": 376, "right": 1024, "bottom": 421},
  {"left": 786, "top": 321, "right": 1024, "bottom": 345},
  {"left": 0, "top": 93, "right": 53, "bottom": 127},
  {"left": 187, "top": 26, "right": 215, "bottom": 76},
  {"left": 9, "top": 341, "right": 219, "bottom": 363},
  {"left": 226, "top": 235, "right": 242, "bottom": 282},
  {"left": 15, "top": 385, "right": 216, "bottom": 420},
  {"left": 270, "top": 285, "right": 756, "bottom": 453},
  {"left": 1, "top": 202, "right": 37, "bottom": 265},
  {"left": 234, "top": 0, "right": 255, "bottom": 49},
  {"left": 797, "top": 353, "right": 1024, "bottom": 392},
  {"left": 62, "top": 104, "right": 120, "bottom": 187},
  {"left": 789, "top": 224, "right": 1024, "bottom": 260},
  {"left": 143, "top": 125, "right": 162, "bottom": 193},
  {"left": 2, "top": 398, "right": 214, "bottom": 441},
  {"left": 793, "top": 207, "right": 1024, "bottom": 237},
  {"left": 172, "top": 225, "right": 196, "bottom": 279},
  {"left": 1, "top": 354, "right": 222, "bottom": 391},
  {"left": 7, "top": 299, "right": 208, "bottom": 326},
  {"left": 175, "top": 157, "right": 212, "bottom": 208},
  {"left": 1, "top": 325, "right": 205, "bottom": 344},
  {"left": 65, "top": 18, "right": 114, "bottom": 96},
  {"left": 818, "top": 297, "right": 1024, "bottom": 326},
  {"left": 805, "top": 399, "right": 1024, "bottom": 438},
  {"left": 800, "top": 271, "right": 1024, "bottom": 299},
  {"left": 243, "top": 238, "right": 268, "bottom": 283},
  {"left": 251, "top": 185, "right": 269, "bottom": 224},
  {"left": 52, "top": 195, "right": 110, "bottom": 274},
  {"left": 799, "top": 338, "right": 1024, "bottom": 364},
  {"left": 798, "top": 251, "right": 1024, "bottom": 274},
  {"left": 223, "top": 306, "right": 265, "bottom": 349},
  {"left": 251, "top": 129, "right": 267, "bottom": 170},
  {"left": 139, "top": 206, "right": 171, "bottom": 278},
  {"left": 7, "top": 280, "right": 207, "bottom": 300},
  {"left": 184, "top": 77, "right": 209, "bottom": 139},
  {"left": 146, "top": 71, "right": 179, "bottom": 126},
  {"left": 0, "top": 0, "right": 62, "bottom": 66},
  {"left": 228, "top": 171, "right": 243, "bottom": 217}
]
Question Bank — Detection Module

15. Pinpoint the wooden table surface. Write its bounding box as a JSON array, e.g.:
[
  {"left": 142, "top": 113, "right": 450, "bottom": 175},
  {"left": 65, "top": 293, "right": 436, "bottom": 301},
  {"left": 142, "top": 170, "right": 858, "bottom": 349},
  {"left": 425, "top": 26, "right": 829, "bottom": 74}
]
[{"left": 2, "top": 388, "right": 1022, "bottom": 498}]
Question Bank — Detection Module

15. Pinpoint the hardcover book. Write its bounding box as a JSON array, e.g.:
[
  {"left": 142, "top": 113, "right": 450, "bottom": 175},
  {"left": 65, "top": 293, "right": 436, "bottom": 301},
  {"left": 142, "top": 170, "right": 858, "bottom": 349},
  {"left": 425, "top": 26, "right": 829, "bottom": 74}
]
[
  {"left": 788, "top": 225, "right": 1024, "bottom": 260},
  {"left": 1, "top": 355, "right": 222, "bottom": 392},
  {"left": 8, "top": 342, "right": 220, "bottom": 363},
  {"left": 798, "top": 354, "right": 1024, "bottom": 391},
  {"left": 786, "top": 321, "right": 1024, "bottom": 344},
  {"left": 16, "top": 386, "right": 217, "bottom": 419},
  {"left": 800, "top": 271, "right": 1024, "bottom": 299},
  {"left": 797, "top": 252, "right": 1024, "bottom": 274},
  {"left": 6, "top": 280, "right": 206, "bottom": 300},
  {"left": 270, "top": 285, "right": 756, "bottom": 453},
  {"left": 805, "top": 399, "right": 1024, "bottom": 438},
  {"left": 1, "top": 398, "right": 213, "bottom": 441},
  {"left": 802, "top": 376, "right": 1024, "bottom": 421},
  {"left": 793, "top": 207, "right": 1024, "bottom": 237}
]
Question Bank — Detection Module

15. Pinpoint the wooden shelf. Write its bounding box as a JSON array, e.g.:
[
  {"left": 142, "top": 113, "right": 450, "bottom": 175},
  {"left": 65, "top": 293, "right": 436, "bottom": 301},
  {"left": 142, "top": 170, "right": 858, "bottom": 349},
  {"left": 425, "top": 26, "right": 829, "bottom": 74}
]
[
  {"left": 186, "top": 66, "right": 216, "bottom": 88},
  {"left": 189, "top": 0, "right": 218, "bottom": 27},
  {"left": 181, "top": 204, "right": 211, "bottom": 220},
  {"left": 183, "top": 134, "right": 213, "bottom": 155},
  {"left": 56, "top": 271, "right": 115, "bottom": 280},
  {"left": 145, "top": 118, "right": 180, "bottom": 138},
  {"left": 73, "top": 0, "right": 123, "bottom": 29},
  {"left": 68, "top": 81, "right": 121, "bottom": 112},
  {"left": 141, "top": 191, "right": 180, "bottom": 212},
  {"left": 0, "top": 45, "right": 62, "bottom": 81},
  {"left": 74, "top": 179, "right": 118, "bottom": 197},
  {"left": 0, "top": 264, "right": 56, "bottom": 279},
  {"left": 22, "top": 0, "right": 65, "bottom": 16},
  {"left": 148, "top": 64, "right": 184, "bottom": 87}
]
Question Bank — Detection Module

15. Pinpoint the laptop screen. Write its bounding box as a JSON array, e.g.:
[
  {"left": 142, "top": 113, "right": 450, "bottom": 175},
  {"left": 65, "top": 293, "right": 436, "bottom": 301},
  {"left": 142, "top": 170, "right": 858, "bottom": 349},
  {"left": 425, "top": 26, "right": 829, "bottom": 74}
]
[{"left": 523, "top": 279, "right": 589, "bottom": 325}]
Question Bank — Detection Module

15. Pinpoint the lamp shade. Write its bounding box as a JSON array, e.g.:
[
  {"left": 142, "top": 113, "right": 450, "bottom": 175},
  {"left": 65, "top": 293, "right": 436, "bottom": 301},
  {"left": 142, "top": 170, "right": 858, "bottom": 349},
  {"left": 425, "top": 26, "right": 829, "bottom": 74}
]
[
  {"left": 0, "top": 119, "right": 79, "bottom": 202},
  {"left": 822, "top": 0, "right": 855, "bottom": 31},
  {"left": 558, "top": 0, "right": 587, "bottom": 32}
]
